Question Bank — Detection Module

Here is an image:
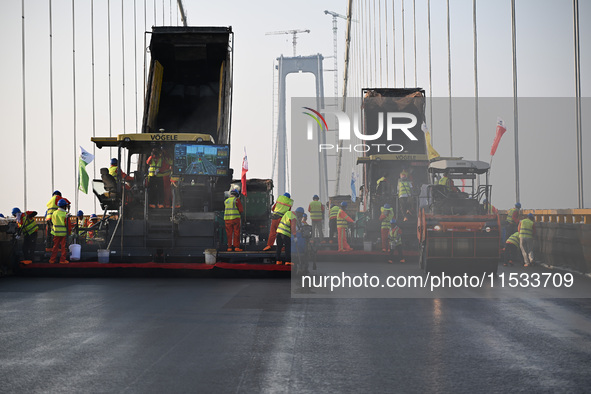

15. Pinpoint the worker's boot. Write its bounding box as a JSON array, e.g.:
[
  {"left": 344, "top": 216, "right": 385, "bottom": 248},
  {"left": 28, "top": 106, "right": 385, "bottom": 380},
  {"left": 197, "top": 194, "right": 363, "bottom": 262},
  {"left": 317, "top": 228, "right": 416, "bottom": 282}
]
[
  {"left": 400, "top": 259, "right": 405, "bottom": 263},
  {"left": 234, "top": 247, "right": 243, "bottom": 252},
  {"left": 276, "top": 260, "right": 283, "bottom": 265},
  {"left": 263, "top": 246, "right": 271, "bottom": 251},
  {"left": 227, "top": 247, "right": 233, "bottom": 252},
  {"left": 21, "top": 260, "right": 32, "bottom": 265},
  {"left": 285, "top": 262, "right": 292, "bottom": 266}
]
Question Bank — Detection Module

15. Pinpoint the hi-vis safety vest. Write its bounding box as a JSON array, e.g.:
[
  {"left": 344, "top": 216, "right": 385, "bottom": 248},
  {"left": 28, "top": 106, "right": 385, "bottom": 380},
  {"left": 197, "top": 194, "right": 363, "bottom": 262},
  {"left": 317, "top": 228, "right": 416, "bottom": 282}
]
[
  {"left": 337, "top": 208, "right": 351, "bottom": 229},
  {"left": 224, "top": 197, "right": 240, "bottom": 220},
  {"left": 519, "top": 219, "right": 534, "bottom": 239},
  {"left": 51, "top": 209, "right": 68, "bottom": 237},
  {"left": 309, "top": 201, "right": 323, "bottom": 221},
  {"left": 389, "top": 227, "right": 402, "bottom": 246},
  {"left": 398, "top": 180, "right": 412, "bottom": 197},
  {"left": 380, "top": 207, "right": 394, "bottom": 229},
  {"left": 329, "top": 205, "right": 340, "bottom": 220},
  {"left": 438, "top": 176, "right": 452, "bottom": 189},
  {"left": 506, "top": 232, "right": 520, "bottom": 247},
  {"left": 20, "top": 215, "right": 38, "bottom": 236},
  {"left": 148, "top": 157, "right": 162, "bottom": 177},
  {"left": 277, "top": 211, "right": 296, "bottom": 237},
  {"left": 506, "top": 208, "right": 518, "bottom": 223},
  {"left": 273, "top": 195, "right": 293, "bottom": 217},
  {"left": 109, "top": 165, "right": 119, "bottom": 180},
  {"left": 46, "top": 195, "right": 59, "bottom": 220}
]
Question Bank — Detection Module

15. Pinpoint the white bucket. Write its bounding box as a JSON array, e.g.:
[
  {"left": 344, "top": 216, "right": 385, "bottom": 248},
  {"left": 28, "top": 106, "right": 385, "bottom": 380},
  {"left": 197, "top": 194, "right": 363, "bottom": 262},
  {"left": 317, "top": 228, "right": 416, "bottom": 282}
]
[
  {"left": 69, "top": 244, "right": 81, "bottom": 260},
  {"left": 97, "top": 249, "right": 110, "bottom": 263},
  {"left": 363, "top": 241, "right": 372, "bottom": 252},
  {"left": 204, "top": 249, "right": 217, "bottom": 265}
]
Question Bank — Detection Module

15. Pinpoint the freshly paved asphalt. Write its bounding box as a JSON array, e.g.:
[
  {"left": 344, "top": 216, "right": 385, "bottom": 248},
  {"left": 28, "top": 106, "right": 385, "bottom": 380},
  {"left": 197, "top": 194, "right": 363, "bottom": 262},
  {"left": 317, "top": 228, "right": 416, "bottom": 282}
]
[{"left": 1, "top": 264, "right": 590, "bottom": 393}]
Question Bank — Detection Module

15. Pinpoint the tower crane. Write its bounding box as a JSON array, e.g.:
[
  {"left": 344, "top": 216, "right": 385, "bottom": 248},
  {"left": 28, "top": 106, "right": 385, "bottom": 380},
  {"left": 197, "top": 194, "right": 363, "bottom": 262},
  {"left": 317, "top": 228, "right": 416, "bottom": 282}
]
[
  {"left": 324, "top": 10, "right": 347, "bottom": 99},
  {"left": 265, "top": 29, "right": 311, "bottom": 57}
]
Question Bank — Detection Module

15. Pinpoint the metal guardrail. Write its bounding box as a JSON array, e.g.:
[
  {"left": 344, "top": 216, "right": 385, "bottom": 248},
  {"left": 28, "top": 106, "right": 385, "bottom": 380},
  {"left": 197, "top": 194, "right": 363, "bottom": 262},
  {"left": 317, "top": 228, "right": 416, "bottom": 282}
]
[{"left": 500, "top": 209, "right": 591, "bottom": 224}]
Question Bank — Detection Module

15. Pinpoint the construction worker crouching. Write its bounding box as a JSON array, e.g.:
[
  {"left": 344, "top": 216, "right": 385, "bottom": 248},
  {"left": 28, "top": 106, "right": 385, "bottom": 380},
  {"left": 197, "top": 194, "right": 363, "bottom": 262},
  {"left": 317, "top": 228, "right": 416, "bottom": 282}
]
[
  {"left": 263, "top": 192, "right": 293, "bottom": 251},
  {"left": 504, "top": 231, "right": 520, "bottom": 266},
  {"left": 505, "top": 202, "right": 521, "bottom": 242},
  {"left": 49, "top": 198, "right": 70, "bottom": 264},
  {"left": 12, "top": 207, "right": 38, "bottom": 264},
  {"left": 337, "top": 201, "right": 355, "bottom": 252},
  {"left": 388, "top": 219, "right": 404, "bottom": 264},
  {"left": 379, "top": 204, "right": 394, "bottom": 252},
  {"left": 86, "top": 214, "right": 100, "bottom": 243},
  {"left": 224, "top": 189, "right": 244, "bottom": 252},
  {"left": 275, "top": 206, "right": 301, "bottom": 266},
  {"left": 308, "top": 194, "right": 324, "bottom": 238},
  {"left": 519, "top": 213, "right": 536, "bottom": 267}
]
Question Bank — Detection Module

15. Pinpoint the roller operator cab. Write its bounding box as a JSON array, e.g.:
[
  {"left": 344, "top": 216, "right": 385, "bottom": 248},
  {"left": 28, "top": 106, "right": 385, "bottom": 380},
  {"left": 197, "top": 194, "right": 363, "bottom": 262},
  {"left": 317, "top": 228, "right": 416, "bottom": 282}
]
[
  {"left": 418, "top": 159, "right": 501, "bottom": 274},
  {"left": 89, "top": 27, "right": 234, "bottom": 263}
]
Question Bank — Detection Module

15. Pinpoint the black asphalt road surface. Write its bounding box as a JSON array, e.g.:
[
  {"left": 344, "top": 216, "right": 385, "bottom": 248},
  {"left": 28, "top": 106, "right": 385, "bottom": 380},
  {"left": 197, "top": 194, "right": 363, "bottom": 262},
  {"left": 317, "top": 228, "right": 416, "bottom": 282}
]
[{"left": 1, "top": 267, "right": 591, "bottom": 393}]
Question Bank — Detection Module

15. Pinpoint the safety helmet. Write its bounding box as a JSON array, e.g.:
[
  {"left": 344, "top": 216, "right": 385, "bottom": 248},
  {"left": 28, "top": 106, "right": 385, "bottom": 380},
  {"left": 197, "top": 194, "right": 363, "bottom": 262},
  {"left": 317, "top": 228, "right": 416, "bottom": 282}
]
[
  {"left": 53, "top": 190, "right": 61, "bottom": 196},
  {"left": 90, "top": 214, "right": 98, "bottom": 220},
  {"left": 0, "top": 214, "right": 4, "bottom": 218},
  {"left": 400, "top": 173, "right": 407, "bottom": 179},
  {"left": 283, "top": 192, "right": 291, "bottom": 199},
  {"left": 230, "top": 189, "right": 239, "bottom": 196},
  {"left": 483, "top": 199, "right": 488, "bottom": 203},
  {"left": 515, "top": 202, "right": 522, "bottom": 209},
  {"left": 295, "top": 207, "right": 305, "bottom": 214},
  {"left": 12, "top": 207, "right": 21, "bottom": 216},
  {"left": 390, "top": 219, "right": 397, "bottom": 224},
  {"left": 110, "top": 158, "right": 118, "bottom": 166},
  {"left": 313, "top": 195, "right": 319, "bottom": 200},
  {"left": 57, "top": 199, "right": 68, "bottom": 208},
  {"left": 384, "top": 204, "right": 391, "bottom": 209},
  {"left": 341, "top": 201, "right": 348, "bottom": 208},
  {"left": 527, "top": 213, "right": 534, "bottom": 220},
  {"left": 77, "top": 210, "right": 84, "bottom": 217}
]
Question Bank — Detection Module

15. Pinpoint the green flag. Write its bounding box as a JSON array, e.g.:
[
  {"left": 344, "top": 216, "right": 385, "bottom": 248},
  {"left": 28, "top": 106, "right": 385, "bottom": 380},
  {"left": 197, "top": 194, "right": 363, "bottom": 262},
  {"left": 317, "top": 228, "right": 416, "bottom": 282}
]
[{"left": 78, "top": 146, "right": 94, "bottom": 194}]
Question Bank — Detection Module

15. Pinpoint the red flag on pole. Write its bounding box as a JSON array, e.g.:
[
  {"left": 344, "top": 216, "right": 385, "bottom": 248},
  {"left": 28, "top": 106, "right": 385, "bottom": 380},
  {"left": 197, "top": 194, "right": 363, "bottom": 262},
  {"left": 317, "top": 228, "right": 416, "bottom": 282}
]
[
  {"left": 490, "top": 117, "right": 507, "bottom": 156},
  {"left": 241, "top": 148, "right": 248, "bottom": 196}
]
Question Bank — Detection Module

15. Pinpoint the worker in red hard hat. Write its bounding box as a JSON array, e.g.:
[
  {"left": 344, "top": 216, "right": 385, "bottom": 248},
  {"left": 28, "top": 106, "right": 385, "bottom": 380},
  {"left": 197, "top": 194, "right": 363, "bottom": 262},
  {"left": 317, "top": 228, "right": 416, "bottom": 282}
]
[
  {"left": 44, "top": 190, "right": 62, "bottom": 251},
  {"left": 224, "top": 189, "right": 244, "bottom": 252},
  {"left": 49, "top": 198, "right": 70, "bottom": 264}
]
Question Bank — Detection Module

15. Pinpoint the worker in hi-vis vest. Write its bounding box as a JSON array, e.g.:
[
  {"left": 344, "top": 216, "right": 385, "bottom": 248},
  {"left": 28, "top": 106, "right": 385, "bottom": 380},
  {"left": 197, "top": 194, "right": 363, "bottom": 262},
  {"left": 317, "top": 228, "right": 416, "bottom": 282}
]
[
  {"left": 263, "top": 192, "right": 294, "bottom": 251},
  {"left": 275, "top": 207, "right": 304, "bottom": 266},
  {"left": 387, "top": 219, "right": 404, "bottom": 264},
  {"left": 224, "top": 189, "right": 244, "bottom": 252},
  {"left": 504, "top": 202, "right": 521, "bottom": 242},
  {"left": 308, "top": 195, "right": 324, "bottom": 238},
  {"left": 337, "top": 202, "right": 355, "bottom": 252},
  {"left": 379, "top": 204, "right": 395, "bottom": 252},
  {"left": 504, "top": 232, "right": 520, "bottom": 267},
  {"left": 45, "top": 190, "right": 62, "bottom": 251},
  {"left": 518, "top": 213, "right": 536, "bottom": 267},
  {"left": 49, "top": 198, "right": 70, "bottom": 264},
  {"left": 12, "top": 207, "right": 38, "bottom": 264},
  {"left": 147, "top": 148, "right": 165, "bottom": 208},
  {"left": 329, "top": 203, "right": 340, "bottom": 238}
]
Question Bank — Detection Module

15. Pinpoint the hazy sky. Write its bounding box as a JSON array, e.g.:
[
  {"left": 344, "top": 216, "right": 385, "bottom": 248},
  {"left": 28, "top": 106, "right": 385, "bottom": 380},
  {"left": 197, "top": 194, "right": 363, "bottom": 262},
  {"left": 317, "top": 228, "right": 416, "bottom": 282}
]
[{"left": 1, "top": 0, "right": 589, "bottom": 217}]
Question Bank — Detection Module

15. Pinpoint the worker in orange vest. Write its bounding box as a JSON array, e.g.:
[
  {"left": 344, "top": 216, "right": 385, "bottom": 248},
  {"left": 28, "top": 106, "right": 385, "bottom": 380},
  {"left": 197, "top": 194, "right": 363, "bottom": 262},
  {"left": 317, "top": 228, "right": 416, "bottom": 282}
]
[
  {"left": 336, "top": 202, "right": 355, "bottom": 252},
  {"left": 224, "top": 189, "right": 244, "bottom": 252}
]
